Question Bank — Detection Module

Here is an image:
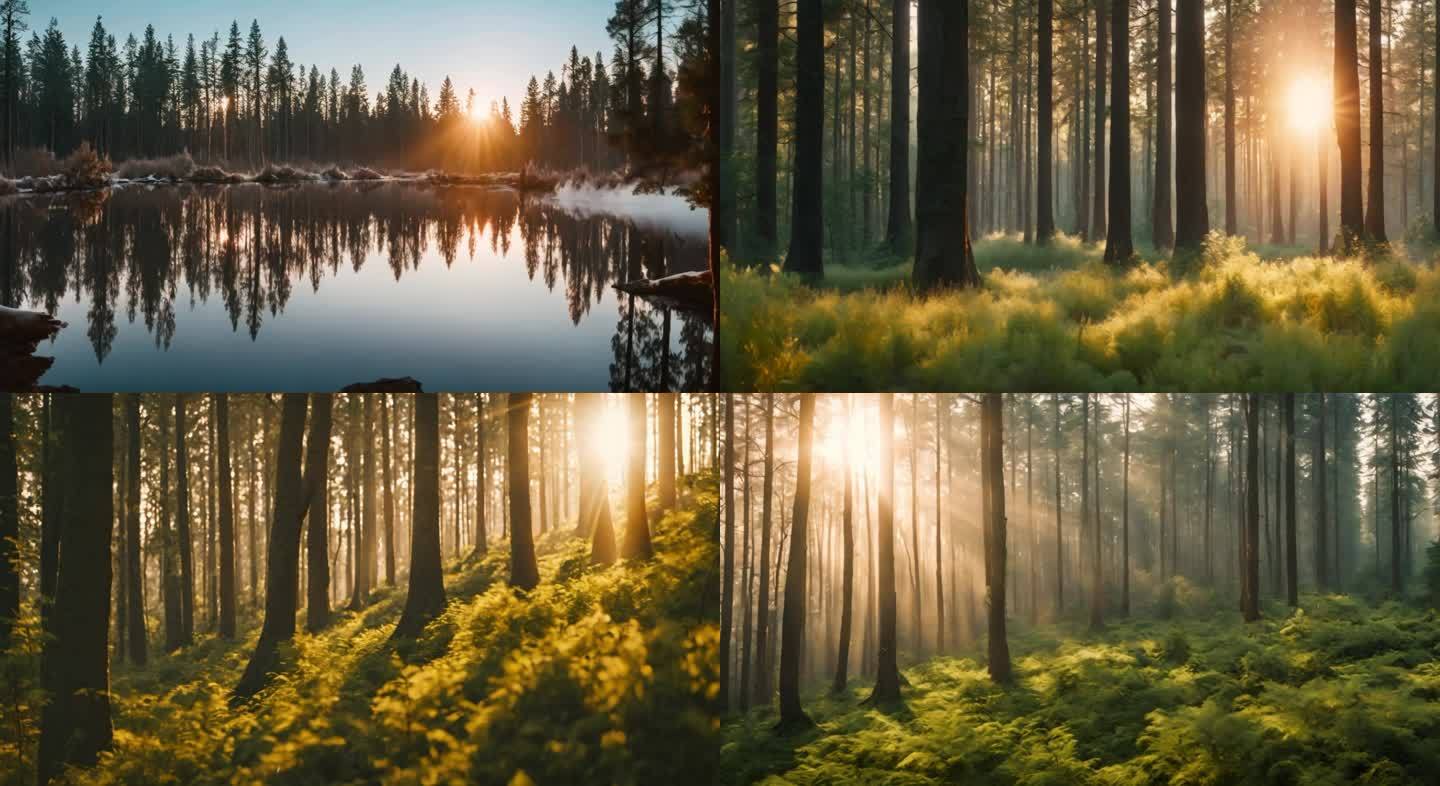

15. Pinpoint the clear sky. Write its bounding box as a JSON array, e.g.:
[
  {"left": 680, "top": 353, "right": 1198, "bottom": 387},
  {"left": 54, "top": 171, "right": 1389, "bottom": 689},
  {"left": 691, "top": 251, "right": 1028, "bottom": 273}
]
[{"left": 47, "top": 0, "right": 615, "bottom": 112}]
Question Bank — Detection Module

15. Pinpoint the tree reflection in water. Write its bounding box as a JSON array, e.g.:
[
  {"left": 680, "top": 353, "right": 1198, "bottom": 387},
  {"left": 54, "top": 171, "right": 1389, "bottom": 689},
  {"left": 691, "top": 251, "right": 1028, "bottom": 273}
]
[{"left": 0, "top": 182, "right": 710, "bottom": 391}]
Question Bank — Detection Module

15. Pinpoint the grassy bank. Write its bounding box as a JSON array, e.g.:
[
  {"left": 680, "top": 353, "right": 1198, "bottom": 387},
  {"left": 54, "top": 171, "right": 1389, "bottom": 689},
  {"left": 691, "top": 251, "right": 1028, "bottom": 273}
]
[
  {"left": 60, "top": 476, "right": 719, "bottom": 786},
  {"left": 722, "top": 592, "right": 1440, "bottom": 785},
  {"left": 722, "top": 235, "right": 1440, "bottom": 390}
]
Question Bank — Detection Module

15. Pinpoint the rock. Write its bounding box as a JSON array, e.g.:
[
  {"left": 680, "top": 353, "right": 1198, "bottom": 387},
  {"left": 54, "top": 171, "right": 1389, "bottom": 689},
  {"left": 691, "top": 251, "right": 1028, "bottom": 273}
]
[{"left": 340, "top": 377, "right": 424, "bottom": 393}]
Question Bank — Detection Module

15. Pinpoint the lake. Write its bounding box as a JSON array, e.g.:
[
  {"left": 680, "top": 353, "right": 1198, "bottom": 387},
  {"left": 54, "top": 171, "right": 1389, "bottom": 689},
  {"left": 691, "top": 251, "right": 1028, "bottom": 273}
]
[{"left": 0, "top": 181, "right": 711, "bottom": 391}]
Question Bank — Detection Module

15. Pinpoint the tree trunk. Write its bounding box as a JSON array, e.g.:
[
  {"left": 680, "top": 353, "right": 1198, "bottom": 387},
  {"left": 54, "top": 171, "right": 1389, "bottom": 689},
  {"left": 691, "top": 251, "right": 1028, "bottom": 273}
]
[
  {"left": 472, "top": 394, "right": 485, "bottom": 559},
  {"left": 1365, "top": 0, "right": 1386, "bottom": 241},
  {"left": 984, "top": 394, "right": 1012, "bottom": 682},
  {"left": 776, "top": 393, "right": 815, "bottom": 730},
  {"left": 1242, "top": 394, "right": 1261, "bottom": 622},
  {"left": 786, "top": 0, "right": 825, "bottom": 276},
  {"left": 1316, "top": 394, "right": 1328, "bottom": 590},
  {"left": 833, "top": 397, "right": 855, "bottom": 694},
  {"left": 0, "top": 394, "right": 16, "bottom": 648},
  {"left": 394, "top": 393, "right": 446, "bottom": 637},
  {"left": 754, "top": 394, "right": 775, "bottom": 706},
  {"left": 1037, "top": 0, "right": 1055, "bottom": 242},
  {"left": 1336, "top": 0, "right": 1364, "bottom": 249},
  {"left": 1223, "top": 0, "right": 1235, "bottom": 236},
  {"left": 125, "top": 397, "right": 148, "bottom": 662},
  {"left": 914, "top": 0, "right": 982, "bottom": 291},
  {"left": 38, "top": 395, "right": 115, "bottom": 786},
  {"left": 175, "top": 396, "right": 195, "bottom": 645},
  {"left": 623, "top": 394, "right": 653, "bottom": 560},
  {"left": 1104, "top": 0, "right": 1133, "bottom": 262},
  {"left": 1152, "top": 0, "right": 1175, "bottom": 247},
  {"left": 506, "top": 393, "right": 540, "bottom": 590},
  {"left": 383, "top": 394, "right": 397, "bottom": 581},
  {"left": 304, "top": 394, "right": 333, "bottom": 632},
  {"left": 659, "top": 393, "right": 677, "bottom": 511},
  {"left": 866, "top": 393, "right": 901, "bottom": 704},
  {"left": 1092, "top": 0, "right": 1108, "bottom": 241},
  {"left": 1121, "top": 396, "right": 1130, "bottom": 616},
  {"left": 1284, "top": 393, "right": 1298, "bottom": 607},
  {"left": 350, "top": 395, "right": 377, "bottom": 609},
  {"left": 160, "top": 404, "right": 183, "bottom": 654},
  {"left": 885, "top": 0, "right": 913, "bottom": 254},
  {"left": 1174, "top": 0, "right": 1209, "bottom": 250},
  {"left": 233, "top": 394, "right": 313, "bottom": 702},
  {"left": 755, "top": 0, "right": 779, "bottom": 258}
]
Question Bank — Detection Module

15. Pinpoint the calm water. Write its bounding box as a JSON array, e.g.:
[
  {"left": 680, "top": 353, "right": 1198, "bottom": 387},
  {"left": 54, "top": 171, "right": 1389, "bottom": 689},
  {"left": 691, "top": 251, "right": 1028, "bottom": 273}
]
[{"left": 1, "top": 182, "right": 710, "bottom": 391}]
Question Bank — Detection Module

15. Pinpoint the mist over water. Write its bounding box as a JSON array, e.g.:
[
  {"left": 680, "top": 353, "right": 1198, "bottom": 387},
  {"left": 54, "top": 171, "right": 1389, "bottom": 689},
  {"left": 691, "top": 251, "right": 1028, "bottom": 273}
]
[{"left": 0, "top": 182, "right": 711, "bottom": 391}]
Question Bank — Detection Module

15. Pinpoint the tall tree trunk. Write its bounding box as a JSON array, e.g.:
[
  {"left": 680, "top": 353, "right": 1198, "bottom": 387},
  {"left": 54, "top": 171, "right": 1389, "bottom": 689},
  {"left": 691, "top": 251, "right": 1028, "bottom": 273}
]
[
  {"left": 754, "top": 394, "right": 776, "bottom": 705},
  {"left": 1284, "top": 393, "right": 1298, "bottom": 607},
  {"left": 623, "top": 394, "right": 653, "bottom": 560},
  {"left": 1037, "top": 0, "right": 1056, "bottom": 242},
  {"left": 1053, "top": 394, "right": 1063, "bottom": 615},
  {"left": 1242, "top": 394, "right": 1261, "bottom": 622},
  {"left": 1104, "top": 0, "right": 1133, "bottom": 263},
  {"left": 232, "top": 394, "right": 316, "bottom": 702},
  {"left": 1316, "top": 394, "right": 1329, "bottom": 590},
  {"left": 1152, "top": 0, "right": 1175, "bottom": 246},
  {"left": 1121, "top": 396, "right": 1130, "bottom": 616},
  {"left": 755, "top": 0, "right": 779, "bottom": 258},
  {"left": 126, "top": 397, "right": 148, "bottom": 661},
  {"left": 934, "top": 395, "right": 945, "bottom": 651},
  {"left": 1336, "top": 0, "right": 1364, "bottom": 249},
  {"left": 394, "top": 393, "right": 447, "bottom": 637},
  {"left": 506, "top": 394, "right": 540, "bottom": 591},
  {"left": 1223, "top": 0, "right": 1236, "bottom": 235},
  {"left": 866, "top": 393, "right": 901, "bottom": 704},
  {"left": 161, "top": 404, "right": 183, "bottom": 654},
  {"left": 914, "top": 0, "right": 982, "bottom": 291},
  {"left": 885, "top": 0, "right": 913, "bottom": 254},
  {"left": 0, "top": 394, "right": 16, "bottom": 648},
  {"left": 1390, "top": 396, "right": 1401, "bottom": 595},
  {"left": 786, "top": 0, "right": 825, "bottom": 276},
  {"left": 175, "top": 396, "right": 195, "bottom": 645},
  {"left": 383, "top": 395, "right": 397, "bottom": 580},
  {"left": 1365, "top": 0, "right": 1387, "bottom": 241},
  {"left": 1174, "top": 0, "right": 1209, "bottom": 250},
  {"left": 38, "top": 395, "right": 115, "bottom": 786},
  {"left": 983, "top": 394, "right": 1012, "bottom": 682},
  {"left": 473, "top": 394, "right": 485, "bottom": 559},
  {"left": 1092, "top": 0, "right": 1109, "bottom": 241},
  {"left": 721, "top": 395, "right": 735, "bottom": 711},
  {"left": 777, "top": 394, "right": 815, "bottom": 730},
  {"left": 659, "top": 393, "right": 677, "bottom": 511},
  {"left": 304, "top": 394, "right": 333, "bottom": 632},
  {"left": 351, "top": 395, "right": 377, "bottom": 609},
  {"left": 833, "top": 397, "right": 855, "bottom": 693}
]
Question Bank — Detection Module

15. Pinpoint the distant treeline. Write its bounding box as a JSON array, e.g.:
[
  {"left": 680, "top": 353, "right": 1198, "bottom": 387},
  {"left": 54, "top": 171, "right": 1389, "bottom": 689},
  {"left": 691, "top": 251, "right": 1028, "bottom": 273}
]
[{"left": 0, "top": 0, "right": 707, "bottom": 175}]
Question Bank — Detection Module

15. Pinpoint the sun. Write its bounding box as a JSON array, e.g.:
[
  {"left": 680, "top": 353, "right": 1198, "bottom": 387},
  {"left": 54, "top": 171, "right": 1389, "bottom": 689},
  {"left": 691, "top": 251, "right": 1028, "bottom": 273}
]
[{"left": 1287, "top": 75, "right": 1330, "bottom": 136}]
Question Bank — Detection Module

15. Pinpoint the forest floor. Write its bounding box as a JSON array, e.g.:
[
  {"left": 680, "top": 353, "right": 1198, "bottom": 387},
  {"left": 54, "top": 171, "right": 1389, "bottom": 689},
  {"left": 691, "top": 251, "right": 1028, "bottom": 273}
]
[
  {"left": 60, "top": 476, "right": 719, "bottom": 786},
  {"left": 722, "top": 588, "right": 1440, "bottom": 785},
  {"left": 721, "top": 233, "right": 1440, "bottom": 390}
]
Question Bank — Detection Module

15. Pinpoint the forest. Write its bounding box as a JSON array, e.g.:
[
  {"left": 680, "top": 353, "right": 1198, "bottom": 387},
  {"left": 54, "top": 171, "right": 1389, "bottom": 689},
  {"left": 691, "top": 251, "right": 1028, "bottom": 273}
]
[
  {"left": 717, "top": 0, "right": 1440, "bottom": 389},
  {"left": 0, "top": 392, "right": 721, "bottom": 785},
  {"left": 0, "top": 0, "right": 707, "bottom": 178},
  {"left": 719, "top": 393, "right": 1440, "bottom": 783}
]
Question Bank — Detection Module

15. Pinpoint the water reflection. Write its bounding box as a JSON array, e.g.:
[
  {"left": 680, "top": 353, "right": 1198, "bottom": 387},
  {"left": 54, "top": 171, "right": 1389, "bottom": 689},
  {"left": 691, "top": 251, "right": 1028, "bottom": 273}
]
[{"left": 0, "top": 182, "right": 710, "bottom": 391}]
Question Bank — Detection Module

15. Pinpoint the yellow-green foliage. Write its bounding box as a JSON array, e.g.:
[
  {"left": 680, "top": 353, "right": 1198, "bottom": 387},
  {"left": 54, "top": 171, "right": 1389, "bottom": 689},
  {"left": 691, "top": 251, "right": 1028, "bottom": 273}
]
[
  {"left": 61, "top": 476, "right": 719, "bottom": 786},
  {"left": 722, "top": 236, "right": 1440, "bottom": 390},
  {"left": 722, "top": 594, "right": 1440, "bottom": 785}
]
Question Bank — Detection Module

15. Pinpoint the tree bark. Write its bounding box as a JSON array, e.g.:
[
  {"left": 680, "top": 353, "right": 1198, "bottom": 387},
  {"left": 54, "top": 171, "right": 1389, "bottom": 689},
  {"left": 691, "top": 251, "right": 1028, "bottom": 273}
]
[
  {"left": 1091, "top": 0, "right": 1108, "bottom": 241},
  {"left": 1174, "top": 0, "right": 1209, "bottom": 250},
  {"left": 175, "top": 396, "right": 195, "bottom": 645},
  {"left": 0, "top": 394, "right": 16, "bottom": 648},
  {"left": 885, "top": 0, "right": 913, "bottom": 255},
  {"left": 983, "top": 394, "right": 1012, "bottom": 682},
  {"left": 1224, "top": 0, "right": 1236, "bottom": 235},
  {"left": 1037, "top": 0, "right": 1055, "bottom": 242},
  {"left": 125, "top": 397, "right": 148, "bottom": 662},
  {"left": 753, "top": 394, "right": 776, "bottom": 705},
  {"left": 1242, "top": 394, "right": 1261, "bottom": 622},
  {"left": 1365, "top": 0, "right": 1386, "bottom": 241},
  {"left": 833, "top": 397, "right": 855, "bottom": 693},
  {"left": 1316, "top": 394, "right": 1328, "bottom": 590},
  {"left": 755, "top": 0, "right": 779, "bottom": 258},
  {"left": 304, "top": 394, "right": 333, "bottom": 632},
  {"left": 38, "top": 395, "right": 114, "bottom": 786},
  {"left": 777, "top": 394, "right": 815, "bottom": 730},
  {"left": 393, "top": 393, "right": 446, "bottom": 637},
  {"left": 786, "top": 0, "right": 825, "bottom": 276},
  {"left": 1154, "top": 0, "right": 1174, "bottom": 246},
  {"left": 623, "top": 394, "right": 653, "bottom": 560},
  {"left": 1284, "top": 393, "right": 1298, "bottom": 607},
  {"left": 506, "top": 393, "right": 541, "bottom": 590},
  {"left": 1335, "top": 0, "right": 1364, "bottom": 249},
  {"left": 914, "top": 0, "right": 982, "bottom": 291},
  {"left": 866, "top": 393, "right": 901, "bottom": 704},
  {"left": 1104, "top": 0, "right": 1133, "bottom": 263}
]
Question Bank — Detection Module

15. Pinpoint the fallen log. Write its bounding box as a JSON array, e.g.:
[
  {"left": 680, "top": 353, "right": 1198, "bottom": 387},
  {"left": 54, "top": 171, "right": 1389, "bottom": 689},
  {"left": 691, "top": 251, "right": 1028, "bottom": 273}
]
[
  {"left": 612, "top": 270, "right": 714, "bottom": 314},
  {"left": 341, "top": 377, "right": 424, "bottom": 393}
]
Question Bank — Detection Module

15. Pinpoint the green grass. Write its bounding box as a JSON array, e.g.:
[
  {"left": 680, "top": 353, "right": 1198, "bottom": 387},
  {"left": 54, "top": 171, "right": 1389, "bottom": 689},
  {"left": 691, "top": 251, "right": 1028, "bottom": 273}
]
[
  {"left": 58, "top": 475, "right": 719, "bottom": 786},
  {"left": 722, "top": 589, "right": 1440, "bottom": 785},
  {"left": 722, "top": 234, "right": 1440, "bottom": 390}
]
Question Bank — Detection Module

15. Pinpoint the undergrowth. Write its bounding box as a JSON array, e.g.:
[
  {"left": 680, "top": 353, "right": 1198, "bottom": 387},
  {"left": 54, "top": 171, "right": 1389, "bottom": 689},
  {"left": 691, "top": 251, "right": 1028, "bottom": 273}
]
[
  {"left": 722, "top": 592, "right": 1440, "bottom": 785},
  {"left": 722, "top": 234, "right": 1440, "bottom": 390},
  {"left": 51, "top": 475, "right": 719, "bottom": 786}
]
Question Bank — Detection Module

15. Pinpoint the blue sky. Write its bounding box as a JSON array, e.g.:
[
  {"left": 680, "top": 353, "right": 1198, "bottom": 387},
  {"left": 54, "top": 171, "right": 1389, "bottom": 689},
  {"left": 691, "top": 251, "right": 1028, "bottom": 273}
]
[{"left": 47, "top": 0, "right": 615, "bottom": 111}]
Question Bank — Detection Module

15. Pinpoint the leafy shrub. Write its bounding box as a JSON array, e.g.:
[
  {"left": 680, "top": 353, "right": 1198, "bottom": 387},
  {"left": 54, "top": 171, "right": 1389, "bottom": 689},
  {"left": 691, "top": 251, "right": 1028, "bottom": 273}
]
[
  {"left": 60, "top": 143, "right": 113, "bottom": 190},
  {"left": 116, "top": 152, "right": 196, "bottom": 180}
]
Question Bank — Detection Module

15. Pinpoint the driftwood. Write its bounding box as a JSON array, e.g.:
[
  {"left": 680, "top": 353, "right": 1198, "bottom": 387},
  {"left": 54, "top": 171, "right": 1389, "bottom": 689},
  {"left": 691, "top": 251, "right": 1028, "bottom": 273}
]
[
  {"left": 0, "top": 305, "right": 67, "bottom": 391},
  {"left": 340, "top": 377, "right": 424, "bottom": 393},
  {"left": 613, "top": 270, "right": 714, "bottom": 314}
]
